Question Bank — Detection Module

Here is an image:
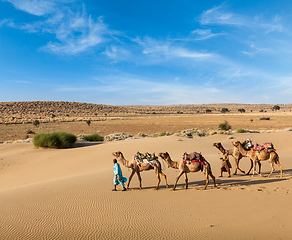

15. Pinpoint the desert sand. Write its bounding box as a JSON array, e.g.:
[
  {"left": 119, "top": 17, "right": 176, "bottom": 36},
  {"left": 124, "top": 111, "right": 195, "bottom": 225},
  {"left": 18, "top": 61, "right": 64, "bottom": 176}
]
[{"left": 0, "top": 131, "right": 292, "bottom": 239}]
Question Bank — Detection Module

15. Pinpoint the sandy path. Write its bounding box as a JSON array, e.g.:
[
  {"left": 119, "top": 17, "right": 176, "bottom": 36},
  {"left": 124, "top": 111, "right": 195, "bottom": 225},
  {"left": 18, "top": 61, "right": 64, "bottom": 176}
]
[{"left": 0, "top": 132, "right": 292, "bottom": 239}]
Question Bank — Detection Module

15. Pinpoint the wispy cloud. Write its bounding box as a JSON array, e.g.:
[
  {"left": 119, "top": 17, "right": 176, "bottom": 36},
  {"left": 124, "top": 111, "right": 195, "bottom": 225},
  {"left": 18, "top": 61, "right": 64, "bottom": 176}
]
[
  {"left": 135, "top": 37, "right": 212, "bottom": 60},
  {"left": 190, "top": 28, "right": 218, "bottom": 40},
  {"left": 4, "top": 0, "right": 113, "bottom": 54},
  {"left": 200, "top": 4, "right": 283, "bottom": 33},
  {"left": 4, "top": 0, "right": 56, "bottom": 16}
]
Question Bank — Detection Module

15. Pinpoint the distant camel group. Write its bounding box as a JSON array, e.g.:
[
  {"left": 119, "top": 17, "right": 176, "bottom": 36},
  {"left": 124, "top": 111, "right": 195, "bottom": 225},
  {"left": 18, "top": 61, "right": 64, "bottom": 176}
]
[{"left": 112, "top": 139, "right": 283, "bottom": 191}]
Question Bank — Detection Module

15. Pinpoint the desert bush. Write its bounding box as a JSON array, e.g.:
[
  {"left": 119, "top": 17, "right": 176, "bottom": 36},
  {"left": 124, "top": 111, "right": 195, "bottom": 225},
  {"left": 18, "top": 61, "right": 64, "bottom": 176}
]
[
  {"left": 218, "top": 121, "right": 231, "bottom": 131},
  {"left": 33, "top": 120, "right": 40, "bottom": 127},
  {"left": 272, "top": 105, "right": 280, "bottom": 111},
  {"left": 33, "top": 132, "right": 76, "bottom": 148},
  {"left": 158, "top": 132, "right": 166, "bottom": 137},
  {"left": 86, "top": 120, "right": 91, "bottom": 126},
  {"left": 237, "top": 128, "right": 245, "bottom": 133},
  {"left": 238, "top": 108, "right": 245, "bottom": 113},
  {"left": 221, "top": 108, "right": 229, "bottom": 113},
  {"left": 206, "top": 109, "right": 212, "bottom": 113},
  {"left": 83, "top": 133, "right": 104, "bottom": 141}
]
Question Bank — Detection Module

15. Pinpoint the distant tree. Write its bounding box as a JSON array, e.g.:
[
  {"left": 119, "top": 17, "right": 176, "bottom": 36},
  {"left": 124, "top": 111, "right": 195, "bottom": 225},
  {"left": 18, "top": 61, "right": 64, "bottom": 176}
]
[
  {"left": 33, "top": 120, "right": 40, "bottom": 127},
  {"left": 272, "top": 105, "right": 280, "bottom": 111},
  {"left": 221, "top": 108, "right": 229, "bottom": 113},
  {"left": 238, "top": 108, "right": 245, "bottom": 113},
  {"left": 206, "top": 109, "right": 212, "bottom": 113},
  {"left": 259, "top": 109, "right": 264, "bottom": 112},
  {"left": 250, "top": 119, "right": 253, "bottom": 123},
  {"left": 218, "top": 121, "right": 231, "bottom": 131},
  {"left": 86, "top": 120, "right": 91, "bottom": 126}
]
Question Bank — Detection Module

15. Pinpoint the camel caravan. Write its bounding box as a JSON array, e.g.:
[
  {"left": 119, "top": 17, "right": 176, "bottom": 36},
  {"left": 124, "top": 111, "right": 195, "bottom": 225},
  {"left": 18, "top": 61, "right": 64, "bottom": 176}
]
[{"left": 112, "top": 139, "right": 283, "bottom": 191}]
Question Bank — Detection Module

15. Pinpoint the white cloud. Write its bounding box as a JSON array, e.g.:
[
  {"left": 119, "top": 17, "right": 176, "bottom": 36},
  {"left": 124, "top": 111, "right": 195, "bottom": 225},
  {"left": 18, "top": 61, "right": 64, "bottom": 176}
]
[
  {"left": 135, "top": 37, "right": 212, "bottom": 60},
  {"left": 200, "top": 4, "right": 283, "bottom": 33},
  {"left": 4, "top": 1, "right": 111, "bottom": 54},
  {"left": 4, "top": 0, "right": 56, "bottom": 16}
]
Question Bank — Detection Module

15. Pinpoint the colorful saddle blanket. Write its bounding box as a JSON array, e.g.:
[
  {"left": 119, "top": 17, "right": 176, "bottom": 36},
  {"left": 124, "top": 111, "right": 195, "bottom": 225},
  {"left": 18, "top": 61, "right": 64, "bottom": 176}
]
[
  {"left": 182, "top": 152, "right": 206, "bottom": 165},
  {"left": 134, "top": 152, "right": 157, "bottom": 167},
  {"left": 252, "top": 142, "right": 274, "bottom": 152}
]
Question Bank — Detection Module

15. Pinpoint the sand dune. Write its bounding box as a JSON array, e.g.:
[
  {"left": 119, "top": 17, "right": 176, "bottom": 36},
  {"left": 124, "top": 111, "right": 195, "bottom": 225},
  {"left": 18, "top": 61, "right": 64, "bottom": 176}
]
[{"left": 0, "top": 132, "right": 292, "bottom": 239}]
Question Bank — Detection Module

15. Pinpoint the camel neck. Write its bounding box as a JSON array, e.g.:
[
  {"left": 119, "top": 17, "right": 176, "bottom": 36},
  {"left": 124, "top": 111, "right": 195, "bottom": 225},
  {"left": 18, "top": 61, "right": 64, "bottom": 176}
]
[
  {"left": 237, "top": 144, "right": 248, "bottom": 156},
  {"left": 164, "top": 156, "right": 178, "bottom": 169},
  {"left": 216, "top": 145, "right": 226, "bottom": 154},
  {"left": 118, "top": 155, "right": 131, "bottom": 168}
]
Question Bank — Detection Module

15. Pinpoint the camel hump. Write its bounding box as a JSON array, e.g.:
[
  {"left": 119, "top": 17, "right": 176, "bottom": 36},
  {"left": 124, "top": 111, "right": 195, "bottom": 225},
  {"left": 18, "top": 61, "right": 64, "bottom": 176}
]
[
  {"left": 134, "top": 151, "right": 157, "bottom": 167},
  {"left": 182, "top": 151, "right": 206, "bottom": 166}
]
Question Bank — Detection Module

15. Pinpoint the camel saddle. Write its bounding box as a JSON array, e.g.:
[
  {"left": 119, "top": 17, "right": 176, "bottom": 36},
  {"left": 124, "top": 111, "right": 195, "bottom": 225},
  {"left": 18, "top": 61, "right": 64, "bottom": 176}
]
[
  {"left": 182, "top": 152, "right": 206, "bottom": 165},
  {"left": 134, "top": 151, "right": 157, "bottom": 167},
  {"left": 252, "top": 142, "right": 274, "bottom": 152}
]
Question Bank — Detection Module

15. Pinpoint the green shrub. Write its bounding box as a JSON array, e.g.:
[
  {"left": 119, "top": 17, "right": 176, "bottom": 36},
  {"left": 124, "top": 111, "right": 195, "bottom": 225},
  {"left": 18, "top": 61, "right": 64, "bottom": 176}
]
[
  {"left": 218, "top": 121, "right": 231, "bottom": 131},
  {"left": 83, "top": 133, "right": 104, "bottom": 141},
  {"left": 158, "top": 132, "right": 166, "bottom": 137},
  {"left": 237, "top": 128, "right": 245, "bottom": 133},
  {"left": 221, "top": 108, "right": 229, "bottom": 113},
  {"left": 33, "top": 132, "right": 76, "bottom": 148},
  {"left": 33, "top": 120, "right": 40, "bottom": 127}
]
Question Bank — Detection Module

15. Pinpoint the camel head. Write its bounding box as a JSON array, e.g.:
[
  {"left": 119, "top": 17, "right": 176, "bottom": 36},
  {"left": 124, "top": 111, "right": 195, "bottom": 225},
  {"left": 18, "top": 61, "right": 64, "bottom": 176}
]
[
  {"left": 112, "top": 151, "right": 123, "bottom": 158},
  {"left": 213, "top": 142, "right": 221, "bottom": 148},
  {"left": 158, "top": 152, "right": 170, "bottom": 160},
  {"left": 232, "top": 141, "right": 241, "bottom": 147}
]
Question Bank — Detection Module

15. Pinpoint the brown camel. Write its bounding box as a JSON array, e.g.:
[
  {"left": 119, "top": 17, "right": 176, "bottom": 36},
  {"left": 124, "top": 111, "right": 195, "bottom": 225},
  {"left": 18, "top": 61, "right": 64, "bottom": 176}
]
[
  {"left": 232, "top": 141, "right": 283, "bottom": 177},
  {"left": 213, "top": 142, "right": 256, "bottom": 175},
  {"left": 112, "top": 151, "right": 168, "bottom": 190},
  {"left": 158, "top": 152, "right": 216, "bottom": 190}
]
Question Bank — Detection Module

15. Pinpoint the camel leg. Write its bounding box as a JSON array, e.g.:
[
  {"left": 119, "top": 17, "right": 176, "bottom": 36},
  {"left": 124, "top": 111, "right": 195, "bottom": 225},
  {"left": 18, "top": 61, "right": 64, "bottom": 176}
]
[
  {"left": 155, "top": 171, "right": 161, "bottom": 190},
  {"left": 276, "top": 162, "right": 283, "bottom": 178},
  {"left": 258, "top": 161, "right": 262, "bottom": 174},
  {"left": 203, "top": 173, "right": 209, "bottom": 190},
  {"left": 274, "top": 153, "right": 283, "bottom": 177},
  {"left": 185, "top": 173, "right": 188, "bottom": 189},
  {"left": 173, "top": 171, "right": 184, "bottom": 190},
  {"left": 209, "top": 172, "right": 217, "bottom": 189},
  {"left": 137, "top": 171, "right": 142, "bottom": 189},
  {"left": 246, "top": 159, "right": 254, "bottom": 175},
  {"left": 233, "top": 157, "right": 238, "bottom": 175},
  {"left": 268, "top": 162, "right": 275, "bottom": 178},
  {"left": 127, "top": 170, "right": 135, "bottom": 189},
  {"left": 159, "top": 172, "right": 169, "bottom": 188},
  {"left": 236, "top": 158, "right": 246, "bottom": 174}
]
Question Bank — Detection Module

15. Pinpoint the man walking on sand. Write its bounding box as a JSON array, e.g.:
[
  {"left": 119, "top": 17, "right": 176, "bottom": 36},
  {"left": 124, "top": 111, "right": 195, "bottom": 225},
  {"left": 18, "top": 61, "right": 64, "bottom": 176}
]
[{"left": 112, "top": 159, "right": 128, "bottom": 191}]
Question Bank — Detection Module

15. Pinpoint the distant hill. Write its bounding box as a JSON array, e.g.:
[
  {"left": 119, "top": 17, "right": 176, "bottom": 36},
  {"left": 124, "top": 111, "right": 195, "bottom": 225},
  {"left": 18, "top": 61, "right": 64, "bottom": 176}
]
[{"left": 0, "top": 101, "right": 291, "bottom": 124}]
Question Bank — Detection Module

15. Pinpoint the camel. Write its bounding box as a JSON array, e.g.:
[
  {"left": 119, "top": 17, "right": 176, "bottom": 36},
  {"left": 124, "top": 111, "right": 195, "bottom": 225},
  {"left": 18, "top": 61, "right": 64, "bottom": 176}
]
[
  {"left": 213, "top": 142, "right": 256, "bottom": 175},
  {"left": 232, "top": 141, "right": 283, "bottom": 177},
  {"left": 112, "top": 151, "right": 168, "bottom": 190},
  {"left": 158, "top": 152, "right": 216, "bottom": 190}
]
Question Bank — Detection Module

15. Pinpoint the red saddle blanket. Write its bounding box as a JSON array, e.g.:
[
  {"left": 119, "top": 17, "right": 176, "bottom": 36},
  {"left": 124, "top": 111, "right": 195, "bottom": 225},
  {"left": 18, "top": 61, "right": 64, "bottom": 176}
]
[
  {"left": 182, "top": 152, "right": 206, "bottom": 165},
  {"left": 252, "top": 142, "right": 274, "bottom": 152}
]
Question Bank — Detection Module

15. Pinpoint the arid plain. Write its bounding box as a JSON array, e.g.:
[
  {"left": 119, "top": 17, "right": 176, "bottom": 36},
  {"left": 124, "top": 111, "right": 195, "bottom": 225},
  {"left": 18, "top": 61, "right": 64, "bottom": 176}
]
[{"left": 1, "top": 102, "right": 292, "bottom": 239}]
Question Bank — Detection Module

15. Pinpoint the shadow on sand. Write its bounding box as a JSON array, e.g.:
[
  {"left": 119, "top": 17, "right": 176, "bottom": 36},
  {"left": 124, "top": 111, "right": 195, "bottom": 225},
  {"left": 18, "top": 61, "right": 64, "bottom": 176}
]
[{"left": 73, "top": 140, "right": 103, "bottom": 148}]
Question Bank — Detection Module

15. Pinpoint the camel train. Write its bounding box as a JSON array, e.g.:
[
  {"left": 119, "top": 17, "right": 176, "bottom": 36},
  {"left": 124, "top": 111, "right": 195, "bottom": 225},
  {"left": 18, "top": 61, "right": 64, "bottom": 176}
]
[{"left": 112, "top": 139, "right": 282, "bottom": 190}]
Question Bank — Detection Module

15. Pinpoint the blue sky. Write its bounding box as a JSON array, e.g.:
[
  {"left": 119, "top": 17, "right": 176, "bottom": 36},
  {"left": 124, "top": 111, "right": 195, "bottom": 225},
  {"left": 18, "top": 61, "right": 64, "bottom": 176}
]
[{"left": 1, "top": 0, "right": 292, "bottom": 105}]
